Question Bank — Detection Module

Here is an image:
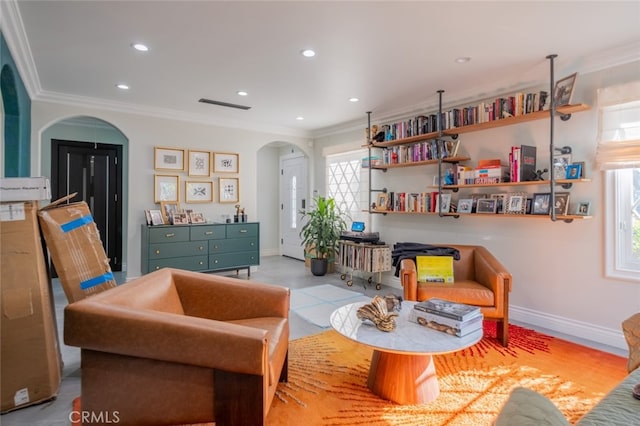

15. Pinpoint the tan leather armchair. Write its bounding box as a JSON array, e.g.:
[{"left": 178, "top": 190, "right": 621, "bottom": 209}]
[
  {"left": 64, "top": 267, "right": 289, "bottom": 426},
  {"left": 400, "top": 244, "right": 512, "bottom": 346}
]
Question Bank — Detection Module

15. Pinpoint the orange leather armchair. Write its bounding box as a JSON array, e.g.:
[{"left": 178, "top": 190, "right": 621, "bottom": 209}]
[
  {"left": 64, "top": 268, "right": 289, "bottom": 426},
  {"left": 400, "top": 244, "right": 512, "bottom": 346}
]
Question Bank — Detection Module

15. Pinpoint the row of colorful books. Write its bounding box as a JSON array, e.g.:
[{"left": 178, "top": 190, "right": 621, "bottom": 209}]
[
  {"left": 409, "top": 298, "right": 483, "bottom": 337},
  {"left": 377, "top": 139, "right": 461, "bottom": 165}
]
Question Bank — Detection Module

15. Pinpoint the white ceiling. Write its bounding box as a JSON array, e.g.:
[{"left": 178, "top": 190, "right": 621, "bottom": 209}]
[{"left": 3, "top": 1, "right": 640, "bottom": 137}]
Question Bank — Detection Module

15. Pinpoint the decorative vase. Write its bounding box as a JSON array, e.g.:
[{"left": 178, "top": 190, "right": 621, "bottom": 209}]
[{"left": 310, "top": 258, "right": 328, "bottom": 276}]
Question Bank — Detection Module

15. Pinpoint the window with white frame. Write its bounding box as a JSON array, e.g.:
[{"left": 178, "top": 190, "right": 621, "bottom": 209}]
[
  {"left": 598, "top": 81, "right": 640, "bottom": 282},
  {"left": 326, "top": 149, "right": 368, "bottom": 224}
]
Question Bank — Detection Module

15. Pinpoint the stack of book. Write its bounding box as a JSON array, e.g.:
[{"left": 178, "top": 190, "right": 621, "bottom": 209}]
[{"left": 409, "top": 298, "right": 483, "bottom": 337}]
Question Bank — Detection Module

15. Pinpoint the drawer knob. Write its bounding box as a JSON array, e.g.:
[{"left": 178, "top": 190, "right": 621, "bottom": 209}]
[
  {"left": 155, "top": 266, "right": 160, "bottom": 270},
  {"left": 155, "top": 250, "right": 160, "bottom": 255},
  {"left": 214, "top": 260, "right": 219, "bottom": 264},
  {"left": 240, "top": 229, "right": 248, "bottom": 233},
  {"left": 165, "top": 233, "right": 175, "bottom": 238},
  {"left": 214, "top": 245, "right": 218, "bottom": 249},
  {"left": 199, "top": 261, "right": 204, "bottom": 265},
  {"left": 199, "top": 246, "right": 204, "bottom": 250},
  {"left": 250, "top": 242, "right": 254, "bottom": 246},
  {"left": 205, "top": 231, "right": 213, "bottom": 235}
]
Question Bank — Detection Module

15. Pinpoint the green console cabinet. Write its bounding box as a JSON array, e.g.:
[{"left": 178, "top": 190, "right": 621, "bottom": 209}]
[{"left": 141, "top": 222, "right": 259, "bottom": 275}]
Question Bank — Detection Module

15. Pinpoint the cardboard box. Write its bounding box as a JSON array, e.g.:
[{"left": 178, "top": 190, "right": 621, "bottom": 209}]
[
  {"left": 1, "top": 201, "right": 62, "bottom": 413},
  {"left": 0, "top": 177, "right": 51, "bottom": 202},
  {"left": 38, "top": 197, "right": 117, "bottom": 303}
]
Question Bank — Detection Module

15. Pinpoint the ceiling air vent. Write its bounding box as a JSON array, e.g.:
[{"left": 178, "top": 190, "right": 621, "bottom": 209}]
[{"left": 198, "top": 98, "right": 251, "bottom": 110}]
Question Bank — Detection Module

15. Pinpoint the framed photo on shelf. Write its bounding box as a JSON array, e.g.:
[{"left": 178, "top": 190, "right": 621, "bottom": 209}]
[
  {"left": 532, "top": 193, "right": 551, "bottom": 215},
  {"left": 565, "top": 163, "right": 582, "bottom": 179},
  {"left": 185, "top": 180, "right": 213, "bottom": 203},
  {"left": 553, "top": 153, "right": 572, "bottom": 180},
  {"left": 154, "top": 147, "right": 185, "bottom": 171},
  {"left": 476, "top": 198, "right": 497, "bottom": 214},
  {"left": 172, "top": 212, "right": 189, "bottom": 225},
  {"left": 219, "top": 178, "right": 239, "bottom": 203},
  {"left": 457, "top": 198, "right": 473, "bottom": 214},
  {"left": 149, "top": 209, "right": 164, "bottom": 226},
  {"left": 505, "top": 193, "right": 527, "bottom": 214},
  {"left": 154, "top": 174, "right": 179, "bottom": 203},
  {"left": 188, "top": 150, "right": 211, "bottom": 177},
  {"left": 573, "top": 161, "right": 586, "bottom": 178},
  {"left": 144, "top": 210, "right": 153, "bottom": 225},
  {"left": 553, "top": 192, "right": 570, "bottom": 216},
  {"left": 189, "top": 212, "right": 206, "bottom": 224},
  {"left": 375, "top": 193, "right": 389, "bottom": 211},
  {"left": 553, "top": 72, "right": 577, "bottom": 106},
  {"left": 213, "top": 152, "right": 239, "bottom": 173},
  {"left": 160, "top": 201, "right": 181, "bottom": 224},
  {"left": 435, "top": 193, "right": 452, "bottom": 213},
  {"left": 575, "top": 201, "right": 591, "bottom": 216},
  {"left": 490, "top": 193, "right": 508, "bottom": 214}
]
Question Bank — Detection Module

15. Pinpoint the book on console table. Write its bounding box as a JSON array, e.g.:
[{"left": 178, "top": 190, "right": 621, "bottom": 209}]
[
  {"left": 414, "top": 298, "right": 481, "bottom": 322},
  {"left": 409, "top": 309, "right": 483, "bottom": 337}
]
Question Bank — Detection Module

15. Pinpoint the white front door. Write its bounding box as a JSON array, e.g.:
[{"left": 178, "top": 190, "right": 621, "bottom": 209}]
[{"left": 280, "top": 155, "right": 308, "bottom": 259}]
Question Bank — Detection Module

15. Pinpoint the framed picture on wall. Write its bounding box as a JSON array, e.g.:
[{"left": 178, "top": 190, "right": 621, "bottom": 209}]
[
  {"left": 553, "top": 72, "right": 578, "bottom": 106},
  {"left": 185, "top": 180, "right": 213, "bottom": 203},
  {"left": 154, "top": 174, "right": 179, "bottom": 203},
  {"left": 213, "top": 152, "right": 239, "bottom": 173},
  {"left": 154, "top": 147, "right": 185, "bottom": 171},
  {"left": 219, "top": 178, "right": 239, "bottom": 203},
  {"left": 188, "top": 150, "right": 211, "bottom": 177}
]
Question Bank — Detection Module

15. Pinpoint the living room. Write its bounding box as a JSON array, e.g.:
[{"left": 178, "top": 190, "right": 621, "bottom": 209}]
[{"left": 1, "top": 1, "right": 639, "bottom": 424}]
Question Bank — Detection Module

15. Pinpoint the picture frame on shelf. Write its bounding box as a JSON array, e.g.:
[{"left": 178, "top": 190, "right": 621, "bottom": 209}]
[
  {"left": 435, "top": 193, "right": 452, "bottom": 213},
  {"left": 189, "top": 212, "right": 206, "bottom": 224},
  {"left": 457, "top": 198, "right": 473, "bottom": 214},
  {"left": 575, "top": 201, "right": 591, "bottom": 216},
  {"left": 185, "top": 180, "right": 213, "bottom": 203},
  {"left": 476, "top": 198, "right": 497, "bottom": 214},
  {"left": 149, "top": 209, "right": 164, "bottom": 226},
  {"left": 532, "top": 193, "right": 551, "bottom": 215},
  {"left": 566, "top": 163, "right": 582, "bottom": 179},
  {"left": 552, "top": 153, "right": 572, "bottom": 180},
  {"left": 154, "top": 147, "right": 185, "bottom": 171},
  {"left": 553, "top": 72, "right": 577, "bottom": 106},
  {"left": 219, "top": 178, "right": 239, "bottom": 203},
  {"left": 525, "top": 198, "right": 533, "bottom": 214},
  {"left": 172, "top": 212, "right": 189, "bottom": 225},
  {"left": 154, "top": 174, "right": 179, "bottom": 203},
  {"left": 573, "top": 161, "right": 586, "bottom": 178},
  {"left": 188, "top": 150, "right": 211, "bottom": 177},
  {"left": 375, "top": 193, "right": 389, "bottom": 211},
  {"left": 213, "top": 152, "right": 239, "bottom": 173},
  {"left": 160, "top": 201, "right": 181, "bottom": 224},
  {"left": 553, "top": 192, "right": 570, "bottom": 216},
  {"left": 505, "top": 193, "right": 527, "bottom": 214},
  {"left": 490, "top": 193, "right": 508, "bottom": 214},
  {"left": 144, "top": 210, "right": 153, "bottom": 225}
]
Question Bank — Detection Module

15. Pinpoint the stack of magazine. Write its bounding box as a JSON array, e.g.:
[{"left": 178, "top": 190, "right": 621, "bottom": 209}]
[{"left": 409, "top": 298, "right": 483, "bottom": 337}]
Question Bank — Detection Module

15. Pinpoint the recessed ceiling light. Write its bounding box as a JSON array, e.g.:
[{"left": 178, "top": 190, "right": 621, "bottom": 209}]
[
  {"left": 296, "top": 116, "right": 305, "bottom": 121},
  {"left": 116, "top": 83, "right": 129, "bottom": 90},
  {"left": 455, "top": 57, "right": 471, "bottom": 63},
  {"left": 349, "top": 97, "right": 359, "bottom": 103},
  {"left": 237, "top": 91, "right": 248, "bottom": 96},
  {"left": 301, "top": 49, "right": 316, "bottom": 58},
  {"left": 131, "top": 43, "right": 149, "bottom": 52}
]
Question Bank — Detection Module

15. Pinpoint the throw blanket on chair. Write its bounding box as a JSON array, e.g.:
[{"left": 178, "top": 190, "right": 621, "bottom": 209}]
[{"left": 391, "top": 242, "right": 460, "bottom": 277}]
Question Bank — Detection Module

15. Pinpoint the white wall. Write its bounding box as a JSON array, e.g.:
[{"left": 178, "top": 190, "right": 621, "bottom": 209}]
[
  {"left": 313, "top": 61, "right": 640, "bottom": 351},
  {"left": 30, "top": 103, "right": 311, "bottom": 278}
]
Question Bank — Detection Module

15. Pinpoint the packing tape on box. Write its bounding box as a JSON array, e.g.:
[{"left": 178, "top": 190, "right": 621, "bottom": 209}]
[
  {"left": 80, "top": 272, "right": 115, "bottom": 290},
  {"left": 60, "top": 215, "right": 93, "bottom": 232}
]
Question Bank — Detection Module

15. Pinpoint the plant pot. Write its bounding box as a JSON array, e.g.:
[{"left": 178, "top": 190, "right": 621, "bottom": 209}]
[{"left": 310, "top": 258, "right": 328, "bottom": 276}]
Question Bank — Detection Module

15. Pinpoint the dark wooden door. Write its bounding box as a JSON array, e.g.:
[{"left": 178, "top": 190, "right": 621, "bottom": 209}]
[{"left": 51, "top": 140, "right": 123, "bottom": 271}]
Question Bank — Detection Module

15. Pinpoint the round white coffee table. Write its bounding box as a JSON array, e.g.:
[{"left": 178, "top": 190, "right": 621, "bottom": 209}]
[{"left": 330, "top": 301, "right": 482, "bottom": 404}]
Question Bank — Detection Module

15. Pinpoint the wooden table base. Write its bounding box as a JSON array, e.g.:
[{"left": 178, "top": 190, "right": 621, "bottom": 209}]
[{"left": 367, "top": 350, "right": 439, "bottom": 404}]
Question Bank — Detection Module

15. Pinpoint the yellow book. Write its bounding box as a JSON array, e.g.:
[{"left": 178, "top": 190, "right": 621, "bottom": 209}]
[{"left": 416, "top": 255, "right": 454, "bottom": 283}]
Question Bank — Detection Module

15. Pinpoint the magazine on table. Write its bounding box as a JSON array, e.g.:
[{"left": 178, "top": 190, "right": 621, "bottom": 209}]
[
  {"left": 414, "top": 298, "right": 481, "bottom": 322},
  {"left": 410, "top": 306, "right": 483, "bottom": 329}
]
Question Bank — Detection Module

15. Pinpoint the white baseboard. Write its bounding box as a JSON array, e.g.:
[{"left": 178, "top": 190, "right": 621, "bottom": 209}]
[
  {"left": 261, "top": 248, "right": 280, "bottom": 257},
  {"left": 510, "top": 304, "right": 627, "bottom": 352}
]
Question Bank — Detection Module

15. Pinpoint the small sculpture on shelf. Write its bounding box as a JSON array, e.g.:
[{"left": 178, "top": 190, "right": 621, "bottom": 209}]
[
  {"left": 357, "top": 295, "right": 399, "bottom": 332},
  {"left": 534, "top": 168, "right": 549, "bottom": 181}
]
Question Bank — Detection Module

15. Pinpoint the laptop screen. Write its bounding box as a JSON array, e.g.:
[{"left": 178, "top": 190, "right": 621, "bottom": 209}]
[{"left": 351, "top": 221, "right": 365, "bottom": 232}]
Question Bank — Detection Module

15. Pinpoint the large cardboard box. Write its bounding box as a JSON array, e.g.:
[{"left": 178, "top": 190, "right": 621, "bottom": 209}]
[
  {"left": 38, "top": 197, "right": 117, "bottom": 303},
  {"left": 0, "top": 201, "right": 62, "bottom": 413}
]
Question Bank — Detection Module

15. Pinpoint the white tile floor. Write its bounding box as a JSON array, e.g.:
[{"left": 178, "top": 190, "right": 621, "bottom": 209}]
[{"left": 1, "top": 255, "right": 626, "bottom": 425}]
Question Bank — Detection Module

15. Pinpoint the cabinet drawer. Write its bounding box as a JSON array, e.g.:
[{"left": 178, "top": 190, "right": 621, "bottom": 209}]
[
  {"left": 209, "top": 251, "right": 259, "bottom": 270},
  {"left": 190, "top": 224, "right": 225, "bottom": 241},
  {"left": 148, "top": 256, "right": 208, "bottom": 272},
  {"left": 149, "top": 241, "right": 207, "bottom": 259},
  {"left": 209, "top": 238, "right": 258, "bottom": 254},
  {"left": 226, "top": 223, "right": 258, "bottom": 239},
  {"left": 148, "top": 226, "right": 190, "bottom": 243}
]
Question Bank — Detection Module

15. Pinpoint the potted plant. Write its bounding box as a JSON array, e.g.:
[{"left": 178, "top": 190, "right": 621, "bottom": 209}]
[{"left": 299, "top": 196, "right": 348, "bottom": 276}]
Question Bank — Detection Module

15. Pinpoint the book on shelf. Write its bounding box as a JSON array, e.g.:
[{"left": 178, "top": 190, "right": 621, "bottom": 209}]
[
  {"left": 409, "top": 308, "right": 483, "bottom": 337},
  {"left": 509, "top": 145, "right": 537, "bottom": 183},
  {"left": 416, "top": 256, "right": 454, "bottom": 283},
  {"left": 414, "top": 298, "right": 481, "bottom": 322}
]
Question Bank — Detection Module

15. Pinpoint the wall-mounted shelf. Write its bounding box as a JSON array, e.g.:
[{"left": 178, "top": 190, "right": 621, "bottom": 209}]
[
  {"left": 371, "top": 157, "right": 470, "bottom": 170},
  {"left": 441, "top": 178, "right": 591, "bottom": 190}
]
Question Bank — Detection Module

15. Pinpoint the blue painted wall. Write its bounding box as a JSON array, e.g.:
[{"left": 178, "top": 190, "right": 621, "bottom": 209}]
[{"left": 1, "top": 31, "right": 31, "bottom": 177}]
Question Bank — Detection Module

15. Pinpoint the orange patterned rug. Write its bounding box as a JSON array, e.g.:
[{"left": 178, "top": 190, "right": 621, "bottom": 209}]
[{"left": 266, "top": 322, "right": 627, "bottom": 425}]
